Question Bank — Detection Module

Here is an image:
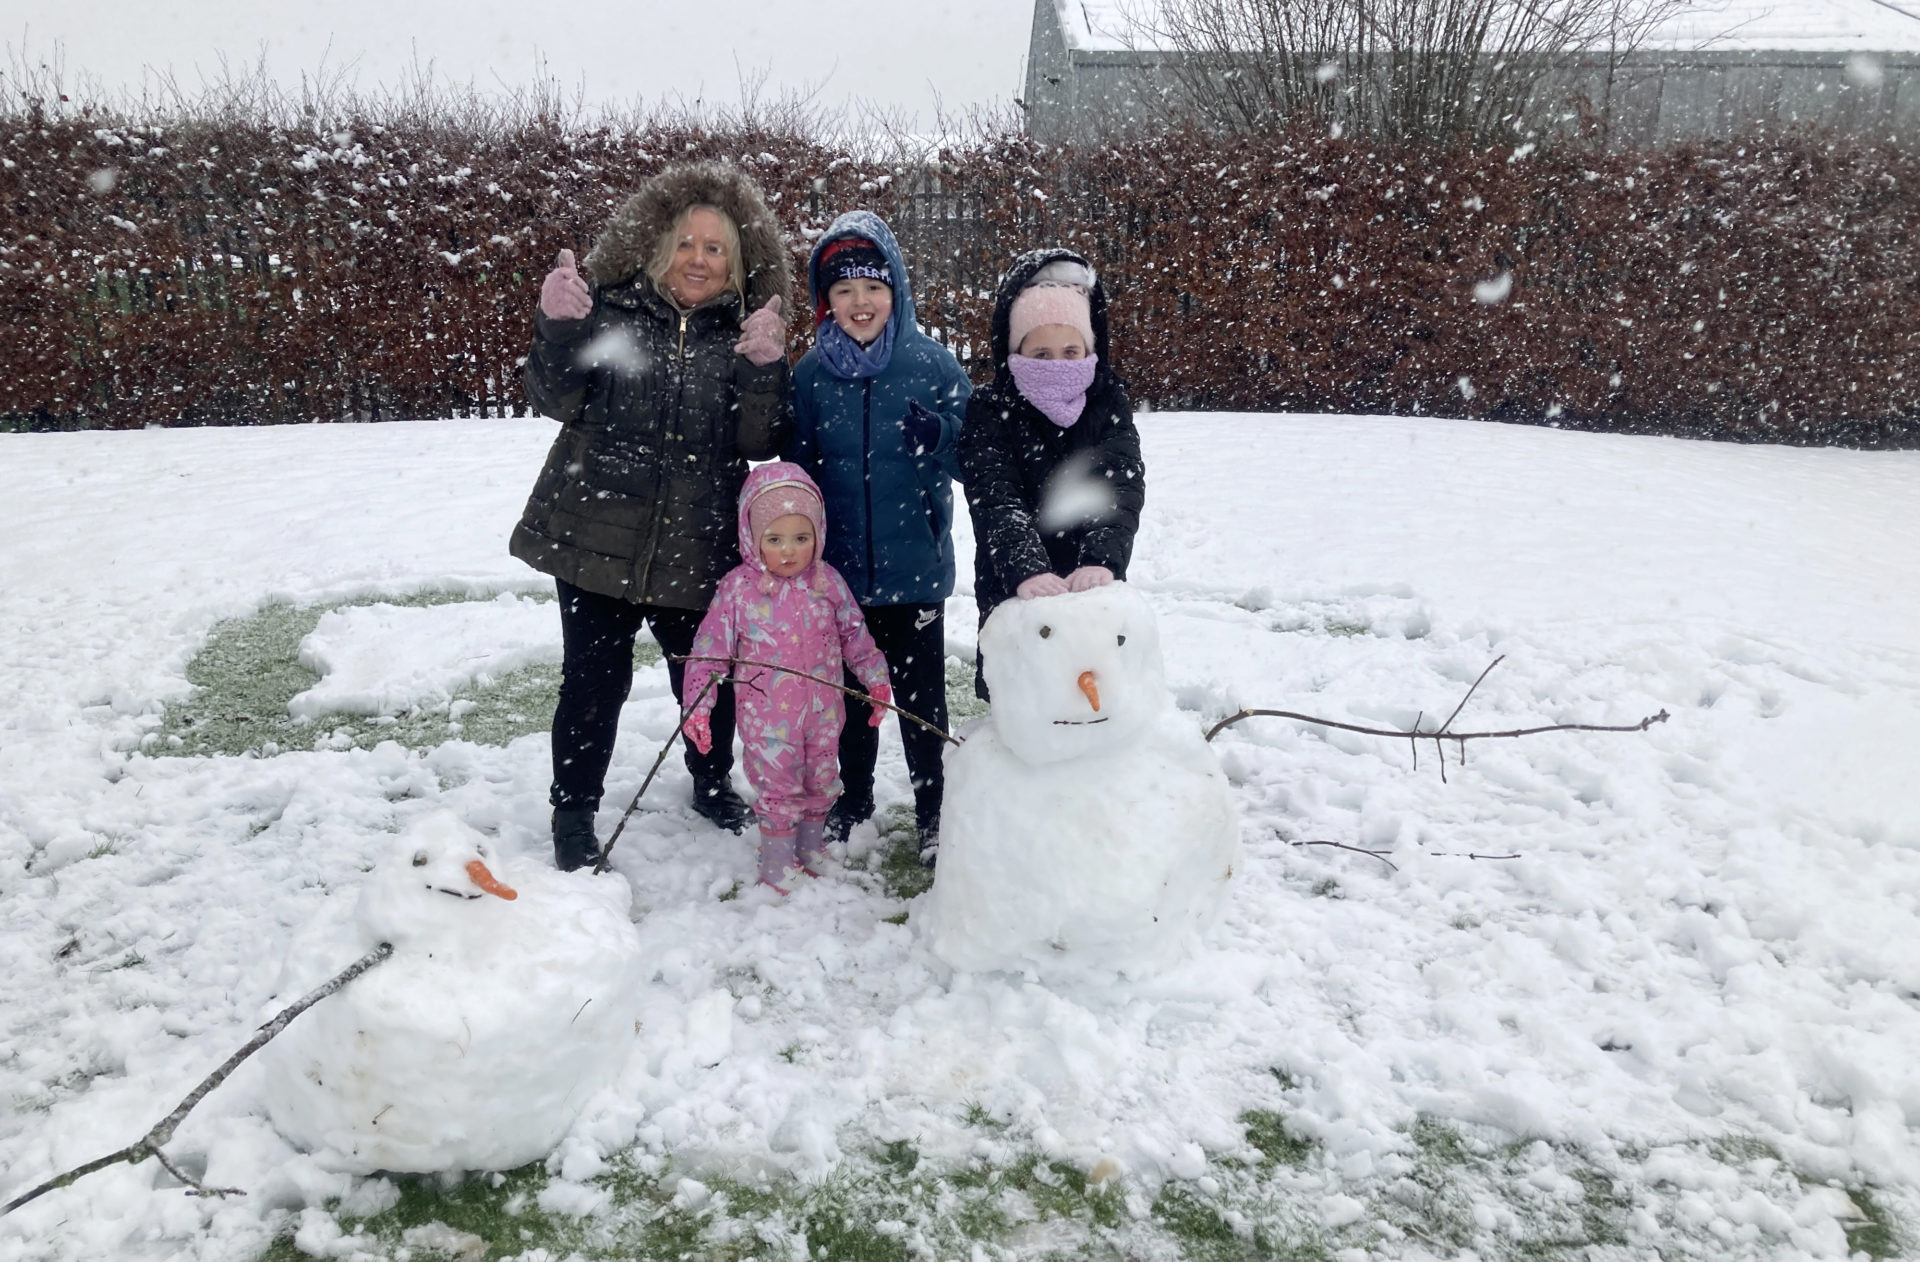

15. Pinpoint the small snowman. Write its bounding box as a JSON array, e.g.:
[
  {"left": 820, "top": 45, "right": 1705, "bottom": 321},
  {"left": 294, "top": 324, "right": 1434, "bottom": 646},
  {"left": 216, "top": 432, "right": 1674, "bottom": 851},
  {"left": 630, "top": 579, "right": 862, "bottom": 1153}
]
[
  {"left": 260, "top": 811, "right": 646, "bottom": 1173},
  {"left": 921, "top": 584, "right": 1239, "bottom": 984}
]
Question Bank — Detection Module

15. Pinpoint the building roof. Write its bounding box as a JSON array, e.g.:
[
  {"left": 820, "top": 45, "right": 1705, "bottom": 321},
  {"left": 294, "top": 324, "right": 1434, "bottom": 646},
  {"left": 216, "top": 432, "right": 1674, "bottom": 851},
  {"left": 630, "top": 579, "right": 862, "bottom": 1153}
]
[{"left": 1052, "top": 0, "right": 1920, "bottom": 54}]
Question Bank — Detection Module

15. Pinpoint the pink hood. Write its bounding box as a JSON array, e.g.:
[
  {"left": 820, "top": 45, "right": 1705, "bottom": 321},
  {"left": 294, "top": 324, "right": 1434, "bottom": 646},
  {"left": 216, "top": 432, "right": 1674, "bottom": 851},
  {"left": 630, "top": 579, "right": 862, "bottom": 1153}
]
[{"left": 737, "top": 461, "right": 829, "bottom": 583}]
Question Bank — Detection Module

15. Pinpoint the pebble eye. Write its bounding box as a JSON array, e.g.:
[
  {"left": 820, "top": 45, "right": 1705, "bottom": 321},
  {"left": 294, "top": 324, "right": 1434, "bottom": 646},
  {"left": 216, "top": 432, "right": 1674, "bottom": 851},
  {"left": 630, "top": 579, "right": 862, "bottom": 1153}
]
[
  {"left": 1116, "top": 634, "right": 1127, "bottom": 646},
  {"left": 1039, "top": 625, "right": 1052, "bottom": 639},
  {"left": 411, "top": 851, "right": 429, "bottom": 867}
]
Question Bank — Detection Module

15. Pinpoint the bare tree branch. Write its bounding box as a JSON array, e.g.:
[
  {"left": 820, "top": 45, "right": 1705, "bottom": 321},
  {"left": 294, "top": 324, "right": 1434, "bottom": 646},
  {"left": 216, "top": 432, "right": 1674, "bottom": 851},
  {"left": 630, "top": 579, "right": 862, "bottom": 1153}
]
[
  {"left": 594, "top": 672, "right": 724, "bottom": 874},
  {"left": 3, "top": 942, "right": 394, "bottom": 1216},
  {"left": 1205, "top": 655, "right": 1668, "bottom": 779},
  {"left": 669, "top": 656, "right": 961, "bottom": 746}
]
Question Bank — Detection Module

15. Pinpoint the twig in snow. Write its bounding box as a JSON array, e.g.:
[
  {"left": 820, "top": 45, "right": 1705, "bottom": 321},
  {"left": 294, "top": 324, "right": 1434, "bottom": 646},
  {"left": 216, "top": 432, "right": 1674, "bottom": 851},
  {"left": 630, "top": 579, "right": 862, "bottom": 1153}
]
[
  {"left": 1283, "top": 838, "right": 1522, "bottom": 873},
  {"left": 1204, "top": 656, "right": 1668, "bottom": 781},
  {"left": 1287, "top": 839, "right": 1399, "bottom": 871},
  {"left": 671, "top": 655, "right": 960, "bottom": 745},
  {"left": 2, "top": 942, "right": 394, "bottom": 1216},
  {"left": 595, "top": 672, "right": 723, "bottom": 874},
  {"left": 596, "top": 659, "right": 957, "bottom": 872}
]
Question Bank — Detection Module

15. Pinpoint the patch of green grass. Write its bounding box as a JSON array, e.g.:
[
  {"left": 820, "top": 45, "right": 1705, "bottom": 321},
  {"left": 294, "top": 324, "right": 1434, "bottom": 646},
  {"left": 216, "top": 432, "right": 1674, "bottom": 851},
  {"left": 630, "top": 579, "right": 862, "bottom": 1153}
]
[
  {"left": 1240, "top": 1110, "right": 1315, "bottom": 1168},
  {"left": 962, "top": 1101, "right": 1009, "bottom": 1131},
  {"left": 870, "top": 805, "right": 934, "bottom": 901},
  {"left": 157, "top": 590, "right": 645, "bottom": 759},
  {"left": 257, "top": 1163, "right": 571, "bottom": 1261},
  {"left": 1150, "top": 1184, "right": 1330, "bottom": 1262},
  {"left": 1847, "top": 1185, "right": 1905, "bottom": 1260},
  {"left": 946, "top": 656, "right": 990, "bottom": 725}
]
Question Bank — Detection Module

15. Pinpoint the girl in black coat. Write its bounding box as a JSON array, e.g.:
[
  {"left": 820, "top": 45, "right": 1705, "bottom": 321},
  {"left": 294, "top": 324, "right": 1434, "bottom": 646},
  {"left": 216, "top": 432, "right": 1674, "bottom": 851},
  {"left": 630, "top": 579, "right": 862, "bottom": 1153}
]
[{"left": 958, "top": 249, "right": 1145, "bottom": 699}]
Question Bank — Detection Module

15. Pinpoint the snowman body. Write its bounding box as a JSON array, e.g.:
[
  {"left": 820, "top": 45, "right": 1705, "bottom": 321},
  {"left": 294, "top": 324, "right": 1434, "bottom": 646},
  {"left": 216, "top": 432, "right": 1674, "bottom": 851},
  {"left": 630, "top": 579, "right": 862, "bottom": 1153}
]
[
  {"left": 921, "top": 585, "right": 1238, "bottom": 983},
  {"left": 261, "top": 812, "right": 646, "bottom": 1173}
]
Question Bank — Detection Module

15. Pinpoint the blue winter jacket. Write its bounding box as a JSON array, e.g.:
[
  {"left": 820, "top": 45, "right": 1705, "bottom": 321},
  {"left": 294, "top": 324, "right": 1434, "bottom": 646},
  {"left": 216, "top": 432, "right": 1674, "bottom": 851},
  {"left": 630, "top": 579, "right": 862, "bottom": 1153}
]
[{"left": 786, "top": 211, "right": 972, "bottom": 606}]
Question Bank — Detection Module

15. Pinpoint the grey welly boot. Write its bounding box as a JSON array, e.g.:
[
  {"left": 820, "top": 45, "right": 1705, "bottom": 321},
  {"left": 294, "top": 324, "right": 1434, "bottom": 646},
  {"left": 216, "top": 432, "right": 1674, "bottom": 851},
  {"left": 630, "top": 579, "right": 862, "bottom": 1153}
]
[
  {"left": 757, "top": 827, "right": 799, "bottom": 894},
  {"left": 795, "top": 818, "right": 827, "bottom": 875}
]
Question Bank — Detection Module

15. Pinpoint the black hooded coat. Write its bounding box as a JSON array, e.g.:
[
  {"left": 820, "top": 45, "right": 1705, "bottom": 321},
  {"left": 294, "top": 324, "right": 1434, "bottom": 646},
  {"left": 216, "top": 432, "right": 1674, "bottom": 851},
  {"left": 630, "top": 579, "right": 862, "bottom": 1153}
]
[
  {"left": 957, "top": 248, "right": 1146, "bottom": 630},
  {"left": 511, "top": 162, "right": 794, "bottom": 610}
]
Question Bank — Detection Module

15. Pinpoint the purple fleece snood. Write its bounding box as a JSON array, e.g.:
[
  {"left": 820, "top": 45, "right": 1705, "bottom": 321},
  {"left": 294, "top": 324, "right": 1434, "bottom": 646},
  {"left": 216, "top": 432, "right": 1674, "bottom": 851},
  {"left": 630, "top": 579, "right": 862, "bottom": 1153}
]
[{"left": 1007, "top": 354, "right": 1099, "bottom": 428}]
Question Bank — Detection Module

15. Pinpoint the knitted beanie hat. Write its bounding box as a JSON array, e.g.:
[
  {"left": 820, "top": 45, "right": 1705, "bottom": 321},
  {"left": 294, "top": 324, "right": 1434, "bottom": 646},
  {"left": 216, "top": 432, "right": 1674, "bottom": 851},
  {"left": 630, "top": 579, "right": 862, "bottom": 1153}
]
[
  {"left": 815, "top": 237, "right": 892, "bottom": 323},
  {"left": 747, "top": 479, "right": 824, "bottom": 548},
  {"left": 1008, "top": 282, "right": 1095, "bottom": 357}
]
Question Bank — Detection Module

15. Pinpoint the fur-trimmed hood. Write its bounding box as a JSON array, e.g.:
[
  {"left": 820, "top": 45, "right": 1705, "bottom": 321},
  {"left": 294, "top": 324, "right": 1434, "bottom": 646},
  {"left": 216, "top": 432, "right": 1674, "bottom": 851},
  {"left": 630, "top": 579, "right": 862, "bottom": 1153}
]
[{"left": 583, "top": 160, "right": 793, "bottom": 311}]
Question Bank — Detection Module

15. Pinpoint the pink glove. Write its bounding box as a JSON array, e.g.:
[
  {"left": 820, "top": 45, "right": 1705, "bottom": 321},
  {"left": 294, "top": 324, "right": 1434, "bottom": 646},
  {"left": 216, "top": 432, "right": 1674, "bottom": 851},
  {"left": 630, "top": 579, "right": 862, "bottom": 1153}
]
[
  {"left": 867, "top": 682, "right": 892, "bottom": 727},
  {"left": 733, "top": 295, "right": 787, "bottom": 366},
  {"left": 682, "top": 711, "right": 712, "bottom": 755},
  {"left": 1066, "top": 565, "right": 1114, "bottom": 592},
  {"left": 1016, "top": 572, "right": 1070, "bottom": 600},
  {"left": 539, "top": 248, "right": 592, "bottom": 321}
]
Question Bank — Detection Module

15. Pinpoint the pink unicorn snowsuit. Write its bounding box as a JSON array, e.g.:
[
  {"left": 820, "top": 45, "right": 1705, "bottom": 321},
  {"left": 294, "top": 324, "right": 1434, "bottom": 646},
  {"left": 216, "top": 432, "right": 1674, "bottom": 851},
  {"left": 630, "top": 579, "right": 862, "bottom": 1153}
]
[{"left": 685, "top": 462, "right": 891, "bottom": 836}]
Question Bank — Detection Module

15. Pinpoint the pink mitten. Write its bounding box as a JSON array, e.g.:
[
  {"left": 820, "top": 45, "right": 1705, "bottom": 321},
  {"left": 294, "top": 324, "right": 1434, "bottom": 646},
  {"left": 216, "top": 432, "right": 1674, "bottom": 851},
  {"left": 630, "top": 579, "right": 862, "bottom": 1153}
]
[
  {"left": 733, "top": 295, "right": 788, "bottom": 366},
  {"left": 682, "top": 711, "right": 712, "bottom": 755},
  {"left": 1066, "top": 565, "right": 1114, "bottom": 592},
  {"left": 540, "top": 249, "right": 592, "bottom": 321},
  {"left": 867, "top": 682, "right": 893, "bottom": 727},
  {"left": 1016, "top": 572, "right": 1070, "bottom": 600}
]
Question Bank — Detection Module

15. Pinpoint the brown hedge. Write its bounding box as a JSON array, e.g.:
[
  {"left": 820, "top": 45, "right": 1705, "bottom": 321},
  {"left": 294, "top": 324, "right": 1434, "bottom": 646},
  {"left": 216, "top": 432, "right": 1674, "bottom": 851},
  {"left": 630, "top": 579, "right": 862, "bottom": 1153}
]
[{"left": 2, "top": 111, "right": 1915, "bottom": 444}]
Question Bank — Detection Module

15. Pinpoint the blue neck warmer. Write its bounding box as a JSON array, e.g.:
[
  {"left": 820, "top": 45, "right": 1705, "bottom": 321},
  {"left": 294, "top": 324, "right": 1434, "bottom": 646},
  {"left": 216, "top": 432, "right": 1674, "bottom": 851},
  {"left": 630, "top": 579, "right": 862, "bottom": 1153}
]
[{"left": 817, "top": 317, "right": 897, "bottom": 380}]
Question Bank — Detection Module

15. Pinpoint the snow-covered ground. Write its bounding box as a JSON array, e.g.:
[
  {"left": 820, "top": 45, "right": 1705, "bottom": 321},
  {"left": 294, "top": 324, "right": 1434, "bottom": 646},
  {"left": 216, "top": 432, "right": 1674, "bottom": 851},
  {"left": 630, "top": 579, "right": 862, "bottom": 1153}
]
[{"left": 2, "top": 414, "right": 1917, "bottom": 1260}]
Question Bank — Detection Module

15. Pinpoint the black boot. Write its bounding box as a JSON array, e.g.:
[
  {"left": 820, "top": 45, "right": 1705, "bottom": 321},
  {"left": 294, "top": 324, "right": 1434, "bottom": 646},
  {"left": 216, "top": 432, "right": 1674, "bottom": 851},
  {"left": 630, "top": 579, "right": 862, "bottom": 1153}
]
[
  {"left": 914, "top": 823, "right": 940, "bottom": 869},
  {"left": 552, "top": 806, "right": 601, "bottom": 872},
  {"left": 914, "top": 799, "right": 941, "bottom": 869},
  {"left": 690, "top": 775, "right": 752, "bottom": 834},
  {"left": 823, "top": 794, "right": 875, "bottom": 847}
]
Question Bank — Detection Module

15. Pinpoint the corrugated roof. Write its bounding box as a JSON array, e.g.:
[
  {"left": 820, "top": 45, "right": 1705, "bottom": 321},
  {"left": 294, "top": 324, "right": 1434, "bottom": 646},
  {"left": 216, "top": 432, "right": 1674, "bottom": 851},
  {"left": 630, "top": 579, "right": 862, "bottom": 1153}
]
[{"left": 1054, "top": 0, "right": 1920, "bottom": 53}]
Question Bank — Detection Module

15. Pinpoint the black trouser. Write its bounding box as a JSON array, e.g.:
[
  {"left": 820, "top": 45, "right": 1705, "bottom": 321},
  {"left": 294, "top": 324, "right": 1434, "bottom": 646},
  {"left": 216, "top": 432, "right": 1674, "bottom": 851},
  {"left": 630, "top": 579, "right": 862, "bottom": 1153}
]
[
  {"left": 550, "top": 578, "right": 735, "bottom": 811},
  {"left": 839, "top": 602, "right": 948, "bottom": 828}
]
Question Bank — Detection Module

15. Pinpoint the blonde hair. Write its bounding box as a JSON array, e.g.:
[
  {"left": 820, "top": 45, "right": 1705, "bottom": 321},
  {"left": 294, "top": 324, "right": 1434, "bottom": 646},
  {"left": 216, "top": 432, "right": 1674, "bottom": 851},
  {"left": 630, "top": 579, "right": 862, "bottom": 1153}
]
[{"left": 646, "top": 203, "right": 747, "bottom": 308}]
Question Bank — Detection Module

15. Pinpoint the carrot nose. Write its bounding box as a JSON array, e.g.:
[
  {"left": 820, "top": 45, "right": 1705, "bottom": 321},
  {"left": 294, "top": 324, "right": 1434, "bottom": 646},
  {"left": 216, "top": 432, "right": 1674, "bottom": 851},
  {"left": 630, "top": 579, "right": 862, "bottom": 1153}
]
[
  {"left": 1078, "top": 670, "right": 1100, "bottom": 712},
  {"left": 467, "top": 859, "right": 519, "bottom": 901}
]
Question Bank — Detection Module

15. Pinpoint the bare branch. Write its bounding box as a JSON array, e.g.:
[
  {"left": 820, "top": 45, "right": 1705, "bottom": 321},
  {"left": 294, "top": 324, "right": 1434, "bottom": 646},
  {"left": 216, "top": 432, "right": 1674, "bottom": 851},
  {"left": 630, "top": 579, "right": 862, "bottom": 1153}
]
[
  {"left": 669, "top": 655, "right": 961, "bottom": 746},
  {"left": 1204, "top": 655, "right": 1668, "bottom": 780},
  {"left": 3, "top": 942, "right": 394, "bottom": 1216},
  {"left": 594, "top": 672, "right": 723, "bottom": 873},
  {"left": 1207, "top": 704, "right": 1669, "bottom": 745}
]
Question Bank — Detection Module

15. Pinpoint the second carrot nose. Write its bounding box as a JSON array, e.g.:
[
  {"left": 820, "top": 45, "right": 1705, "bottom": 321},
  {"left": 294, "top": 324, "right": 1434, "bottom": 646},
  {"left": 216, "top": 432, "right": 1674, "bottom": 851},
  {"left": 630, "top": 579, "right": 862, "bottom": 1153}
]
[{"left": 1078, "top": 670, "right": 1100, "bottom": 712}]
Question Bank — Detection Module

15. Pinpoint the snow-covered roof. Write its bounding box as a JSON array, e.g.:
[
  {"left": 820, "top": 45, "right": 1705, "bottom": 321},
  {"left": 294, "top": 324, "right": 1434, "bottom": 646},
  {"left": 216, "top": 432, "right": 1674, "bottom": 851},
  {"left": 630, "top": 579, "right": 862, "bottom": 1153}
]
[{"left": 1055, "top": 0, "right": 1920, "bottom": 54}]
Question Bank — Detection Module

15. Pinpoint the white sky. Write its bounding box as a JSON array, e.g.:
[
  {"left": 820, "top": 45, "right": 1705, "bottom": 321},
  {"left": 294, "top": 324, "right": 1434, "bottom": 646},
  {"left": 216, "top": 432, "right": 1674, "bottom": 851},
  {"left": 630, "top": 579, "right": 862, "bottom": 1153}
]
[{"left": 3, "top": 0, "right": 1038, "bottom": 125}]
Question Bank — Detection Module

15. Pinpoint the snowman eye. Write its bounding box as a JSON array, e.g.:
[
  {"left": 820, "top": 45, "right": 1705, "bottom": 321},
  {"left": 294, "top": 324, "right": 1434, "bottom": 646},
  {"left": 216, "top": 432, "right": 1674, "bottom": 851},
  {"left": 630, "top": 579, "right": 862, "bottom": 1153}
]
[
  {"left": 1039, "top": 625, "right": 1052, "bottom": 639},
  {"left": 411, "top": 851, "right": 429, "bottom": 867},
  {"left": 1116, "top": 634, "right": 1126, "bottom": 646}
]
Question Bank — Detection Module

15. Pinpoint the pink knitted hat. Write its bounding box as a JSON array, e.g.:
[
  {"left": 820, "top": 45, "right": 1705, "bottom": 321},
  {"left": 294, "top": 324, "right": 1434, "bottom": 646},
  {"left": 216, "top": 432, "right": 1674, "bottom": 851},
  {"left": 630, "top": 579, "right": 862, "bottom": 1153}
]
[
  {"left": 747, "top": 479, "right": 824, "bottom": 547},
  {"left": 1008, "top": 283, "right": 1095, "bottom": 357}
]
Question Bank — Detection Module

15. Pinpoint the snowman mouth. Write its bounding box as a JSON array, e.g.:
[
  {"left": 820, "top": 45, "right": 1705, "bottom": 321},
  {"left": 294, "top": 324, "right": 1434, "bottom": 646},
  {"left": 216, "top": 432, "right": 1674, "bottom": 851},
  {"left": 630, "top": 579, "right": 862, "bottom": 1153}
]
[
  {"left": 1052, "top": 717, "right": 1110, "bottom": 726},
  {"left": 431, "top": 885, "right": 483, "bottom": 900}
]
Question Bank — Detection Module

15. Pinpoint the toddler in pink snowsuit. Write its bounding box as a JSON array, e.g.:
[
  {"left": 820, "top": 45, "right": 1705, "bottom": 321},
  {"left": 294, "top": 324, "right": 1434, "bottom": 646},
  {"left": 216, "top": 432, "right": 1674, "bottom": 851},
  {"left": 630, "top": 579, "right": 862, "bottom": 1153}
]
[{"left": 683, "top": 462, "right": 892, "bottom": 892}]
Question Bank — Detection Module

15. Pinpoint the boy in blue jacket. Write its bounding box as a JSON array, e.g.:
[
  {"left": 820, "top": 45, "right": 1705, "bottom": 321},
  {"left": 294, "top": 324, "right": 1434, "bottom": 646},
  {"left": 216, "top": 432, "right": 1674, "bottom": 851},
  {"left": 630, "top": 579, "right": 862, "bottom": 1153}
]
[{"left": 786, "top": 211, "right": 970, "bottom": 865}]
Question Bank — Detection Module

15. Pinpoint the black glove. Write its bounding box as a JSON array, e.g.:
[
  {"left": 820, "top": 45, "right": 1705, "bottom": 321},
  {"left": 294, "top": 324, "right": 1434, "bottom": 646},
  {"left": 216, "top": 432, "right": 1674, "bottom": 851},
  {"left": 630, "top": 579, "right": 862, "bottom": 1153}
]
[{"left": 901, "top": 400, "right": 943, "bottom": 456}]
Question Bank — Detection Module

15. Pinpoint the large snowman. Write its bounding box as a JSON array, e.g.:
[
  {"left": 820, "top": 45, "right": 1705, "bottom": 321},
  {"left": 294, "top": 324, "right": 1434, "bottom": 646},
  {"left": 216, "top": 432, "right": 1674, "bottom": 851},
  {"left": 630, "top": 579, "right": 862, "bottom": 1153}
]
[
  {"left": 260, "top": 811, "right": 647, "bottom": 1173},
  {"left": 921, "top": 584, "right": 1239, "bottom": 984}
]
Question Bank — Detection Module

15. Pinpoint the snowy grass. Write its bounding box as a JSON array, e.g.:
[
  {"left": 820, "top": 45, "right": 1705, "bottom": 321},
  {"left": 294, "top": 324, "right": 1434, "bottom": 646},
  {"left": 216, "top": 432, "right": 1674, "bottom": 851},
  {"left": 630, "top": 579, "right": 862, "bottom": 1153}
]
[
  {"left": 4, "top": 416, "right": 1919, "bottom": 1262},
  {"left": 245, "top": 1111, "right": 1905, "bottom": 1260},
  {"left": 155, "top": 591, "right": 599, "bottom": 758}
]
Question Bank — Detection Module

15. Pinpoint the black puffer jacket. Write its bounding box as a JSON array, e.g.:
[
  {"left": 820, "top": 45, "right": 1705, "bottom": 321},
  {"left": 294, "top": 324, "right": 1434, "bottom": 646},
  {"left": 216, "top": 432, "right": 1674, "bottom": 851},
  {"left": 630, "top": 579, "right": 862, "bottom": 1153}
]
[
  {"left": 959, "top": 248, "right": 1145, "bottom": 629},
  {"left": 510, "top": 162, "right": 794, "bottom": 610}
]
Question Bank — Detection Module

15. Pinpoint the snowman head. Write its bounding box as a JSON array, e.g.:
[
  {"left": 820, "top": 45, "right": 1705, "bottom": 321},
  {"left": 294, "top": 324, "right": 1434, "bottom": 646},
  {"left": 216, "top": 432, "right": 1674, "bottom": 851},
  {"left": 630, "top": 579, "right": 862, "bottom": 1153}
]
[
  {"left": 356, "top": 810, "right": 519, "bottom": 948},
  {"left": 979, "top": 583, "right": 1167, "bottom": 765}
]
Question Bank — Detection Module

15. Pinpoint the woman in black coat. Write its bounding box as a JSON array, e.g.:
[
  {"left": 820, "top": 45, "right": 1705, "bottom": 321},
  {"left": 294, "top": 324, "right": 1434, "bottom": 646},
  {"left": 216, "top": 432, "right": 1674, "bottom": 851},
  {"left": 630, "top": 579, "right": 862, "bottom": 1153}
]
[
  {"left": 958, "top": 248, "right": 1145, "bottom": 698},
  {"left": 513, "top": 161, "right": 793, "bottom": 868}
]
